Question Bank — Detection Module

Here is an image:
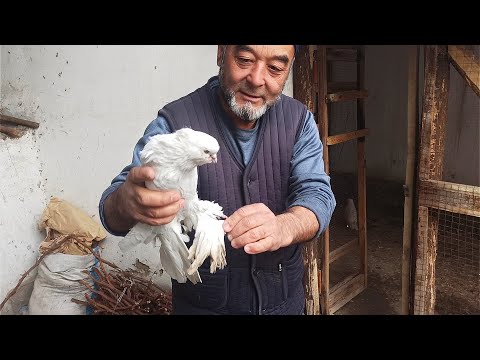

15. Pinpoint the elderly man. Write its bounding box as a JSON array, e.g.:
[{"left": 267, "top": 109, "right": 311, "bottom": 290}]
[{"left": 99, "top": 45, "right": 336, "bottom": 315}]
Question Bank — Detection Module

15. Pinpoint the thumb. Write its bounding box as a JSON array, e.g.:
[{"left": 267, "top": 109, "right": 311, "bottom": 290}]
[{"left": 128, "top": 166, "right": 155, "bottom": 185}]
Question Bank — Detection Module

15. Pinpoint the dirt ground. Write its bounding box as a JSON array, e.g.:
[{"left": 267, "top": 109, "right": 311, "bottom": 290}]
[
  {"left": 327, "top": 174, "right": 407, "bottom": 315},
  {"left": 325, "top": 174, "right": 479, "bottom": 315}
]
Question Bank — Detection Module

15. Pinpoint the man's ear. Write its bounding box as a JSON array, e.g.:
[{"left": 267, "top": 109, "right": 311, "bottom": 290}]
[{"left": 217, "top": 45, "right": 227, "bottom": 67}]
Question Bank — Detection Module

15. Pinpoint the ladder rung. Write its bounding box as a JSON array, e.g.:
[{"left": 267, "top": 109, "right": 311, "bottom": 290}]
[
  {"left": 329, "top": 238, "right": 359, "bottom": 263},
  {"left": 327, "top": 90, "right": 368, "bottom": 103},
  {"left": 329, "top": 273, "right": 365, "bottom": 313},
  {"left": 327, "top": 129, "right": 369, "bottom": 146}
]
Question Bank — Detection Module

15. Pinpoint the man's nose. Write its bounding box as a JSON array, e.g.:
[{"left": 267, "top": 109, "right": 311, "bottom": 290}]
[{"left": 246, "top": 63, "right": 266, "bottom": 87}]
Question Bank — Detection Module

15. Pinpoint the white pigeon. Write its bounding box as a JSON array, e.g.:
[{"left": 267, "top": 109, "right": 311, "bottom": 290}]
[
  {"left": 344, "top": 198, "right": 359, "bottom": 231},
  {"left": 118, "top": 128, "right": 227, "bottom": 284}
]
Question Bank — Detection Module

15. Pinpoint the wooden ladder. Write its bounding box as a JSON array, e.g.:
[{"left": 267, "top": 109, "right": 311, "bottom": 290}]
[{"left": 315, "top": 45, "right": 369, "bottom": 314}]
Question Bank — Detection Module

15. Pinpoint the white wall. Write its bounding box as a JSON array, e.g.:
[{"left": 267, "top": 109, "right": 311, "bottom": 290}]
[
  {"left": 329, "top": 46, "right": 410, "bottom": 181},
  {"left": 0, "top": 45, "right": 294, "bottom": 311}
]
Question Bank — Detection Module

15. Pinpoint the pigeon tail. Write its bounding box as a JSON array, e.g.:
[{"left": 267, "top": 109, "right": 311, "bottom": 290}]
[{"left": 119, "top": 222, "right": 156, "bottom": 252}]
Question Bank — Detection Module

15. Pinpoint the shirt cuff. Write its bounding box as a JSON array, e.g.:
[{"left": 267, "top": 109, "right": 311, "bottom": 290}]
[{"left": 98, "top": 182, "right": 129, "bottom": 237}]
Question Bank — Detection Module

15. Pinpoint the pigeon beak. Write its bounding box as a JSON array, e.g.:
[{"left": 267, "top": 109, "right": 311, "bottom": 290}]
[{"left": 210, "top": 154, "right": 217, "bottom": 163}]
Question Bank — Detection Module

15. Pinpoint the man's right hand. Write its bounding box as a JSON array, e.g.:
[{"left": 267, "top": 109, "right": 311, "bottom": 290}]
[{"left": 103, "top": 166, "right": 184, "bottom": 234}]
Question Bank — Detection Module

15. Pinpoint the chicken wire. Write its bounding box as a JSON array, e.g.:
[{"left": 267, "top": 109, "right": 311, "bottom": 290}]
[
  {"left": 433, "top": 208, "right": 480, "bottom": 314},
  {"left": 415, "top": 46, "right": 480, "bottom": 314}
]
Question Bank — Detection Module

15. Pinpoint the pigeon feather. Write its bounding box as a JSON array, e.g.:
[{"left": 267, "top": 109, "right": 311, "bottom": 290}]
[{"left": 118, "top": 128, "right": 227, "bottom": 284}]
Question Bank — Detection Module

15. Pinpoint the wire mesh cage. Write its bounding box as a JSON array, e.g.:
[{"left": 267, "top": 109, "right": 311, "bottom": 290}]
[
  {"left": 416, "top": 45, "right": 480, "bottom": 315},
  {"left": 417, "top": 182, "right": 479, "bottom": 314}
]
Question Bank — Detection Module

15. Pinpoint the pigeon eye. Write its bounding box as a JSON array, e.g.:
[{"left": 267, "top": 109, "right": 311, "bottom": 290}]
[{"left": 204, "top": 150, "right": 210, "bottom": 154}]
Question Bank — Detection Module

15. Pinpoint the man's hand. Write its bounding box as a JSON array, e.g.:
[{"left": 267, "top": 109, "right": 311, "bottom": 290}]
[
  {"left": 222, "top": 203, "right": 293, "bottom": 255},
  {"left": 104, "top": 166, "right": 184, "bottom": 233},
  {"left": 223, "top": 203, "right": 319, "bottom": 255}
]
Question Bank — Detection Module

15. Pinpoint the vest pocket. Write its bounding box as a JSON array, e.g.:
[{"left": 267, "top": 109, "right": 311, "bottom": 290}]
[
  {"left": 284, "top": 245, "right": 304, "bottom": 294},
  {"left": 174, "top": 267, "right": 228, "bottom": 310},
  {"left": 255, "top": 266, "right": 287, "bottom": 310}
]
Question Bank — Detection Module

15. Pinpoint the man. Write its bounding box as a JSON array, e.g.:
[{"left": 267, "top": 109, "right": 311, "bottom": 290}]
[{"left": 99, "top": 45, "right": 336, "bottom": 315}]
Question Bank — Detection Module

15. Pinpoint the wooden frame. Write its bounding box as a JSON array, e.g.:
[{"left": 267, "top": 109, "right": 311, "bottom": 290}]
[{"left": 294, "top": 45, "right": 369, "bottom": 315}]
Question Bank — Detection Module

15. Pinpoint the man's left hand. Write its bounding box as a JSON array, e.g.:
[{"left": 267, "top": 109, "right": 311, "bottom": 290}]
[{"left": 223, "top": 203, "right": 293, "bottom": 254}]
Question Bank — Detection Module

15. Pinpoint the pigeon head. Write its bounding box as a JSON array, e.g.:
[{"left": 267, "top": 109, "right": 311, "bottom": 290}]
[
  {"left": 176, "top": 128, "right": 220, "bottom": 166},
  {"left": 140, "top": 128, "right": 221, "bottom": 170}
]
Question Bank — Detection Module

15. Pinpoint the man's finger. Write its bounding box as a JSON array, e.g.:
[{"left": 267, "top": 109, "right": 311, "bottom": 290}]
[
  {"left": 128, "top": 166, "right": 155, "bottom": 184},
  {"left": 228, "top": 217, "right": 270, "bottom": 243},
  {"left": 223, "top": 203, "right": 269, "bottom": 232},
  {"left": 244, "top": 236, "right": 274, "bottom": 255},
  {"left": 136, "top": 213, "right": 176, "bottom": 227},
  {"left": 136, "top": 187, "right": 181, "bottom": 207},
  {"left": 142, "top": 199, "right": 184, "bottom": 219}
]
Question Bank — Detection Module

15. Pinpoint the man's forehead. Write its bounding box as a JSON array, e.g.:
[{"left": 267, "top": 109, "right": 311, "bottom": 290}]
[{"left": 236, "top": 45, "right": 295, "bottom": 58}]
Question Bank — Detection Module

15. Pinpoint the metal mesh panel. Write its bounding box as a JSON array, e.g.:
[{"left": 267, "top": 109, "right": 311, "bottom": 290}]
[
  {"left": 432, "top": 45, "right": 480, "bottom": 314},
  {"left": 414, "top": 45, "right": 479, "bottom": 315},
  {"left": 423, "top": 44, "right": 479, "bottom": 314},
  {"left": 433, "top": 208, "right": 480, "bottom": 314}
]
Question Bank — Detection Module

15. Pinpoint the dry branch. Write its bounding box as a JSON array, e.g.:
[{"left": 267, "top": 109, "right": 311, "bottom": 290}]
[{"left": 76, "top": 252, "right": 172, "bottom": 315}]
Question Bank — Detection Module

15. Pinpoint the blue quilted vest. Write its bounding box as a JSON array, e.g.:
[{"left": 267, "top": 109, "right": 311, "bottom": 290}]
[{"left": 159, "top": 76, "right": 307, "bottom": 314}]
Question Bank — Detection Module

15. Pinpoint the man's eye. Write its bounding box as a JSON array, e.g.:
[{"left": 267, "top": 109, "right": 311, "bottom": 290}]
[
  {"left": 269, "top": 66, "right": 282, "bottom": 73},
  {"left": 238, "top": 57, "right": 251, "bottom": 64}
]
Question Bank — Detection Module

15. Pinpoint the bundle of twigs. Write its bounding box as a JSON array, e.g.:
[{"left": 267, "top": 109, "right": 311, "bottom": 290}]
[{"left": 72, "top": 251, "right": 172, "bottom": 315}]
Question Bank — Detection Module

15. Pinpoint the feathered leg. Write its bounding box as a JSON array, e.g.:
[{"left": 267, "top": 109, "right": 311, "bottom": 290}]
[{"left": 186, "top": 200, "right": 227, "bottom": 274}]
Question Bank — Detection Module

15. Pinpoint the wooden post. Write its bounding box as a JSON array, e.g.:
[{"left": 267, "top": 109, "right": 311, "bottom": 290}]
[
  {"left": 356, "top": 46, "right": 367, "bottom": 287},
  {"left": 317, "top": 46, "right": 331, "bottom": 314},
  {"left": 293, "top": 45, "right": 320, "bottom": 315},
  {"left": 413, "top": 45, "right": 449, "bottom": 315},
  {"left": 402, "top": 45, "right": 419, "bottom": 315}
]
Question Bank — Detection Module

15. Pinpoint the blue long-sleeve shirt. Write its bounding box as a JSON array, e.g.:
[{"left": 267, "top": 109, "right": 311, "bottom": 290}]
[{"left": 99, "top": 100, "right": 336, "bottom": 239}]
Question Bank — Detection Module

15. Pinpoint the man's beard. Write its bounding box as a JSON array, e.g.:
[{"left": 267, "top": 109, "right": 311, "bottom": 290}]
[{"left": 219, "top": 67, "right": 281, "bottom": 122}]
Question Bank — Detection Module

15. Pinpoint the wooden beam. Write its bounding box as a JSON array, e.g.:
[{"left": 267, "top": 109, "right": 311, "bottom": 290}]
[
  {"left": 329, "top": 273, "right": 365, "bottom": 314},
  {"left": 418, "top": 180, "right": 480, "bottom": 218},
  {"left": 327, "top": 90, "right": 368, "bottom": 103},
  {"left": 418, "top": 45, "right": 450, "bottom": 181},
  {"left": 327, "top": 129, "right": 369, "bottom": 145},
  {"left": 293, "top": 45, "right": 315, "bottom": 112},
  {"left": 0, "top": 113, "right": 40, "bottom": 129},
  {"left": 357, "top": 46, "right": 368, "bottom": 288},
  {"left": 413, "top": 45, "right": 450, "bottom": 315},
  {"left": 413, "top": 206, "right": 437, "bottom": 315},
  {"left": 402, "top": 45, "right": 419, "bottom": 315},
  {"left": 329, "top": 238, "right": 358, "bottom": 263},
  {"left": 317, "top": 46, "right": 331, "bottom": 315},
  {"left": 448, "top": 45, "right": 480, "bottom": 97},
  {"left": 293, "top": 45, "right": 320, "bottom": 315}
]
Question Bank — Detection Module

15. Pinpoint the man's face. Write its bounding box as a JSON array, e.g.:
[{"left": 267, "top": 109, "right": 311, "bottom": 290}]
[{"left": 218, "top": 45, "right": 295, "bottom": 122}]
